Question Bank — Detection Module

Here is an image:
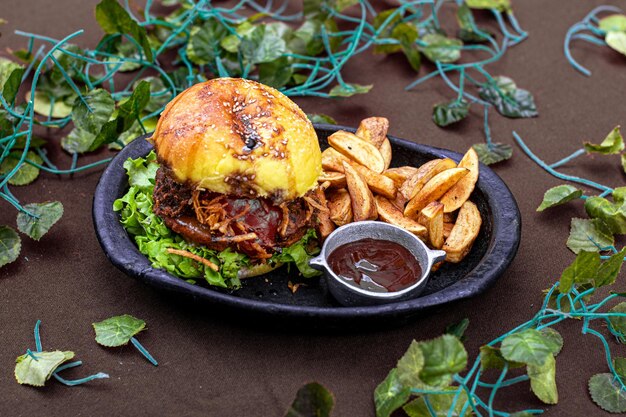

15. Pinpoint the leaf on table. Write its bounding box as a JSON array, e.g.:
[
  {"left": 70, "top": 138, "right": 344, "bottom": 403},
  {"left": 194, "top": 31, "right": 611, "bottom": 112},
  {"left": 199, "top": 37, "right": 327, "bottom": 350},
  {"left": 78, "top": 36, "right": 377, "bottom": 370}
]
[
  {"left": 0, "top": 225, "right": 21, "bottom": 268},
  {"left": 608, "top": 302, "right": 626, "bottom": 341},
  {"left": 95, "top": 0, "right": 153, "bottom": 62},
  {"left": 403, "top": 387, "right": 470, "bottom": 417},
  {"left": 258, "top": 56, "right": 293, "bottom": 89},
  {"left": 444, "top": 318, "right": 469, "bottom": 342},
  {"left": 433, "top": 99, "right": 470, "bottom": 127},
  {"left": 11, "top": 136, "right": 47, "bottom": 150},
  {"left": 27, "top": 90, "right": 74, "bottom": 119},
  {"left": 584, "top": 126, "right": 624, "bottom": 154},
  {"left": 0, "top": 151, "right": 43, "bottom": 186},
  {"left": 307, "top": 114, "right": 337, "bottom": 125},
  {"left": 539, "top": 328, "right": 563, "bottom": 356},
  {"left": 186, "top": 19, "right": 230, "bottom": 65},
  {"left": 500, "top": 329, "right": 558, "bottom": 366},
  {"left": 622, "top": 154, "right": 626, "bottom": 175},
  {"left": 420, "top": 33, "right": 463, "bottom": 63},
  {"left": 472, "top": 142, "right": 512, "bottom": 165},
  {"left": 417, "top": 335, "right": 467, "bottom": 388},
  {"left": 614, "top": 357, "right": 626, "bottom": 380},
  {"left": 537, "top": 185, "right": 582, "bottom": 212},
  {"left": 465, "top": 0, "right": 511, "bottom": 12},
  {"left": 15, "top": 350, "right": 74, "bottom": 387},
  {"left": 599, "top": 14, "right": 626, "bottom": 32},
  {"left": 595, "top": 247, "right": 626, "bottom": 287},
  {"left": 62, "top": 127, "right": 96, "bottom": 154},
  {"left": 284, "top": 382, "right": 334, "bottom": 417},
  {"left": 372, "top": 9, "right": 404, "bottom": 54},
  {"left": 456, "top": 3, "right": 493, "bottom": 43},
  {"left": 606, "top": 31, "right": 626, "bottom": 56},
  {"left": 93, "top": 314, "right": 146, "bottom": 347},
  {"left": 134, "top": 76, "right": 172, "bottom": 114},
  {"left": 479, "top": 345, "right": 524, "bottom": 371},
  {"left": 0, "top": 58, "right": 24, "bottom": 104},
  {"left": 528, "top": 354, "right": 558, "bottom": 404},
  {"left": 559, "top": 250, "right": 600, "bottom": 293},
  {"left": 396, "top": 340, "right": 425, "bottom": 387},
  {"left": 239, "top": 24, "right": 288, "bottom": 65},
  {"left": 16, "top": 202, "right": 64, "bottom": 241},
  {"left": 566, "top": 218, "right": 614, "bottom": 254},
  {"left": 479, "top": 76, "right": 538, "bottom": 119},
  {"left": 589, "top": 373, "right": 626, "bottom": 413},
  {"left": 374, "top": 368, "right": 411, "bottom": 417},
  {"left": 328, "top": 83, "right": 372, "bottom": 97},
  {"left": 71, "top": 88, "right": 115, "bottom": 135}
]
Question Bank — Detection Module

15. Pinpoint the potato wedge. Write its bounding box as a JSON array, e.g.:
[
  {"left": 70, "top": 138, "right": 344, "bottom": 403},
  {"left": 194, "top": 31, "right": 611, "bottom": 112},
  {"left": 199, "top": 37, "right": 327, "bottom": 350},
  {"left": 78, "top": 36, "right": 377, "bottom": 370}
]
[
  {"left": 356, "top": 117, "right": 389, "bottom": 147},
  {"left": 375, "top": 195, "right": 426, "bottom": 238},
  {"left": 443, "top": 222, "right": 454, "bottom": 239},
  {"left": 439, "top": 148, "right": 479, "bottom": 213},
  {"left": 404, "top": 167, "right": 469, "bottom": 218},
  {"left": 350, "top": 163, "right": 396, "bottom": 199},
  {"left": 417, "top": 201, "right": 444, "bottom": 249},
  {"left": 380, "top": 138, "right": 393, "bottom": 170},
  {"left": 329, "top": 130, "right": 385, "bottom": 173},
  {"left": 443, "top": 201, "right": 482, "bottom": 263},
  {"left": 343, "top": 161, "right": 377, "bottom": 221},
  {"left": 313, "top": 188, "right": 335, "bottom": 240},
  {"left": 384, "top": 166, "right": 418, "bottom": 188},
  {"left": 391, "top": 192, "right": 407, "bottom": 211},
  {"left": 327, "top": 189, "right": 353, "bottom": 226},
  {"left": 400, "top": 158, "right": 457, "bottom": 200},
  {"left": 321, "top": 147, "right": 350, "bottom": 172},
  {"left": 319, "top": 170, "right": 347, "bottom": 188}
]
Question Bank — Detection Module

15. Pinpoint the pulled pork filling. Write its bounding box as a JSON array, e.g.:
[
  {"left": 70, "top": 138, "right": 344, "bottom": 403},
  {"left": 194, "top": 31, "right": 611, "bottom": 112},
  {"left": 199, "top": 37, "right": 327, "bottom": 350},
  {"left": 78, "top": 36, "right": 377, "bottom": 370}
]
[{"left": 152, "top": 167, "right": 321, "bottom": 259}]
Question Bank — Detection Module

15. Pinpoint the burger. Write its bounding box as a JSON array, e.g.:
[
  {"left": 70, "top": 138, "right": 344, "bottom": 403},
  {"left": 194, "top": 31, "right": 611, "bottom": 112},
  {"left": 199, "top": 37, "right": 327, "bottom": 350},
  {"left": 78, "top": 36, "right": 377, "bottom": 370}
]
[{"left": 146, "top": 78, "right": 333, "bottom": 281}]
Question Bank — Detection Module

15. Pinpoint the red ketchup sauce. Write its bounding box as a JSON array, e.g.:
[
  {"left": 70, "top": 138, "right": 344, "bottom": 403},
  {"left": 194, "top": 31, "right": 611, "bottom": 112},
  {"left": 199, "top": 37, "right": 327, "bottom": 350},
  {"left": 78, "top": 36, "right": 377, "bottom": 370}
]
[{"left": 327, "top": 238, "right": 422, "bottom": 293}]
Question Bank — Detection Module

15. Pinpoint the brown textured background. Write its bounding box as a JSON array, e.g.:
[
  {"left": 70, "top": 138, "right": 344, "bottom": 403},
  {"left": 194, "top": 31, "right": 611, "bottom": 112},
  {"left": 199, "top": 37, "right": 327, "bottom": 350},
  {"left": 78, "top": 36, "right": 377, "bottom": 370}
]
[{"left": 2, "top": 0, "right": 626, "bottom": 416}]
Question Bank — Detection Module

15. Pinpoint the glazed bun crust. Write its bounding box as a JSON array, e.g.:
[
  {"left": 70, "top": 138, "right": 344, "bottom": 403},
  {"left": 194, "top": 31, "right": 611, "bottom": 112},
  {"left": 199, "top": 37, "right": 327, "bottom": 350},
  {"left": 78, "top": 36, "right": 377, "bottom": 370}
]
[{"left": 152, "top": 78, "right": 322, "bottom": 202}]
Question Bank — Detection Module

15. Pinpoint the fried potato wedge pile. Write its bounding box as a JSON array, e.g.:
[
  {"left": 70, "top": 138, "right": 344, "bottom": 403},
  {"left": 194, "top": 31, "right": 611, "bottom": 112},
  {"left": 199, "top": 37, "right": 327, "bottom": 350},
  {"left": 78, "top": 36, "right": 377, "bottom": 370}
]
[{"left": 317, "top": 116, "right": 483, "bottom": 266}]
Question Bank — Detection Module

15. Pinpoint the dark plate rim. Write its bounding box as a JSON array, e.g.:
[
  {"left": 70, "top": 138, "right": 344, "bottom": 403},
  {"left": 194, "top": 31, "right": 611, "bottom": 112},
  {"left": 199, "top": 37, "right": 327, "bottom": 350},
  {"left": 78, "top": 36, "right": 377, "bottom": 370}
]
[{"left": 92, "top": 124, "right": 521, "bottom": 319}]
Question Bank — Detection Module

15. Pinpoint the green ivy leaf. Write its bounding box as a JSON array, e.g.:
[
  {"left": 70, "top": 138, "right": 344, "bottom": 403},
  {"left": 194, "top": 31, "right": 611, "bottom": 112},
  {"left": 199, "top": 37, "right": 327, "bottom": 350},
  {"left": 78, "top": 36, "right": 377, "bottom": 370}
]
[
  {"left": 16, "top": 202, "right": 64, "bottom": 241},
  {"left": 134, "top": 77, "right": 172, "bottom": 113},
  {"left": 61, "top": 127, "right": 97, "bottom": 154},
  {"left": 374, "top": 369, "right": 411, "bottom": 417},
  {"left": 500, "top": 329, "right": 558, "bottom": 366},
  {"left": 456, "top": 3, "right": 492, "bottom": 43},
  {"left": 239, "top": 24, "right": 288, "bottom": 65},
  {"left": 95, "top": 0, "right": 153, "bottom": 62},
  {"left": 0, "top": 151, "right": 43, "bottom": 186},
  {"left": 566, "top": 218, "right": 614, "bottom": 254},
  {"left": 418, "top": 335, "right": 468, "bottom": 388},
  {"left": 187, "top": 19, "right": 230, "bottom": 65},
  {"left": 602, "top": 260, "right": 626, "bottom": 290},
  {"left": 479, "top": 76, "right": 538, "bottom": 118},
  {"left": 420, "top": 33, "right": 463, "bottom": 63},
  {"left": 585, "top": 196, "right": 626, "bottom": 235},
  {"left": 433, "top": 99, "right": 470, "bottom": 127},
  {"left": 14, "top": 350, "right": 74, "bottom": 387},
  {"left": 608, "top": 302, "right": 626, "bottom": 341},
  {"left": 606, "top": 31, "right": 626, "bottom": 56},
  {"left": 589, "top": 373, "right": 626, "bottom": 413},
  {"left": 307, "top": 113, "right": 337, "bottom": 125},
  {"left": 93, "top": 314, "right": 146, "bottom": 347},
  {"left": 329, "top": 83, "right": 372, "bottom": 97},
  {"left": 622, "top": 154, "right": 626, "bottom": 174},
  {"left": 392, "top": 23, "right": 421, "bottom": 71},
  {"left": 584, "top": 126, "right": 624, "bottom": 154},
  {"left": 614, "top": 187, "right": 626, "bottom": 205},
  {"left": 396, "top": 340, "right": 425, "bottom": 387},
  {"left": 559, "top": 250, "right": 600, "bottom": 293},
  {"left": 537, "top": 185, "right": 582, "bottom": 212},
  {"left": 372, "top": 9, "right": 404, "bottom": 54},
  {"left": 0, "top": 225, "right": 21, "bottom": 268},
  {"left": 27, "top": 90, "right": 74, "bottom": 119},
  {"left": 599, "top": 14, "right": 626, "bottom": 32},
  {"left": 527, "top": 355, "right": 558, "bottom": 404},
  {"left": 403, "top": 387, "right": 470, "bottom": 417},
  {"left": 89, "top": 80, "right": 151, "bottom": 151},
  {"left": 539, "top": 328, "right": 563, "bottom": 356},
  {"left": 465, "top": 0, "right": 511, "bottom": 12},
  {"left": 479, "top": 345, "right": 525, "bottom": 371},
  {"left": 445, "top": 318, "right": 469, "bottom": 342},
  {"left": 284, "top": 383, "right": 334, "bottom": 417},
  {"left": 259, "top": 56, "right": 293, "bottom": 89},
  {"left": 0, "top": 58, "right": 24, "bottom": 104},
  {"left": 472, "top": 142, "right": 513, "bottom": 165},
  {"left": 614, "top": 357, "right": 626, "bottom": 380},
  {"left": 71, "top": 89, "right": 115, "bottom": 135}
]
